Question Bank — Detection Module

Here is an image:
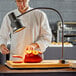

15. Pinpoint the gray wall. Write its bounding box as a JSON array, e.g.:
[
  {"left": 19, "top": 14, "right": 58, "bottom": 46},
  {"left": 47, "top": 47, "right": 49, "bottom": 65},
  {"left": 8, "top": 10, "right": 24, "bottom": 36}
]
[{"left": 0, "top": 0, "right": 76, "bottom": 26}]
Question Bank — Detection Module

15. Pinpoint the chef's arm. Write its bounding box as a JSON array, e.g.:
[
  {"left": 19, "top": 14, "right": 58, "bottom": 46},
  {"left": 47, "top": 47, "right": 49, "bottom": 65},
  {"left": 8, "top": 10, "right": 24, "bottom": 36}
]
[
  {"left": 0, "top": 15, "right": 10, "bottom": 54},
  {"left": 35, "top": 12, "right": 52, "bottom": 52}
]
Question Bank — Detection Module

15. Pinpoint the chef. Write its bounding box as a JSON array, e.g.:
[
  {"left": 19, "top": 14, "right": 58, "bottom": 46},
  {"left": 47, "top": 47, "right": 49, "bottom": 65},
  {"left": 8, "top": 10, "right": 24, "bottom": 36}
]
[{"left": 0, "top": 0, "right": 52, "bottom": 61}]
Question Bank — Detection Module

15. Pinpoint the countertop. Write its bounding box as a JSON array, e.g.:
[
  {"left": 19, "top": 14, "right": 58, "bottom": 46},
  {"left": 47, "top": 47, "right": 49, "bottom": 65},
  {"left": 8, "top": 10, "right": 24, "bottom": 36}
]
[{"left": 0, "top": 64, "right": 76, "bottom": 74}]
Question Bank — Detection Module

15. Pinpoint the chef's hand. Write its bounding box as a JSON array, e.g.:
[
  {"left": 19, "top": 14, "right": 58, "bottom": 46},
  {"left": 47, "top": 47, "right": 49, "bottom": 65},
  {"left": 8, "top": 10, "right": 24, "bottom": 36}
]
[
  {"left": 0, "top": 44, "right": 10, "bottom": 55},
  {"left": 25, "top": 43, "right": 39, "bottom": 50}
]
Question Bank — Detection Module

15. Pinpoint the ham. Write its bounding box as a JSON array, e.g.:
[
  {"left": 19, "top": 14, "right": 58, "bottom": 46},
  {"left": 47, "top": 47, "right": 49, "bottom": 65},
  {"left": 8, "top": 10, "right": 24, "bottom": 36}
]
[{"left": 12, "top": 50, "right": 42, "bottom": 63}]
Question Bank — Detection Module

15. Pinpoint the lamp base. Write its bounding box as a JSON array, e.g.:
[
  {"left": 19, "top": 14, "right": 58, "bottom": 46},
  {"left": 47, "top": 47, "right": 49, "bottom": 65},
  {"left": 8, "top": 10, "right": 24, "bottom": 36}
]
[{"left": 59, "top": 59, "right": 66, "bottom": 64}]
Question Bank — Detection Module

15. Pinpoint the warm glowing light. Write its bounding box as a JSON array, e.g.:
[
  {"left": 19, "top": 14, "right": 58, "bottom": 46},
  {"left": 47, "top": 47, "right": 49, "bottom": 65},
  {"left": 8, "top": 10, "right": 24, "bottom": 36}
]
[{"left": 14, "top": 27, "right": 25, "bottom": 33}]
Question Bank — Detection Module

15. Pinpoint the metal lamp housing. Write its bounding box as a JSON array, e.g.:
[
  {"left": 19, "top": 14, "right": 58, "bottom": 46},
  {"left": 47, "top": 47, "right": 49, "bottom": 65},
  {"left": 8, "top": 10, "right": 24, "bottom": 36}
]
[{"left": 8, "top": 12, "right": 25, "bottom": 33}]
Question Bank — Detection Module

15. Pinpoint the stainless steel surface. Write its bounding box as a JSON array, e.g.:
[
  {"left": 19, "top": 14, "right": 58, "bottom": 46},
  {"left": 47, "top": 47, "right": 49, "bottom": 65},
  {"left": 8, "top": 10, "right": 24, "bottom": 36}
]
[{"left": 57, "top": 22, "right": 76, "bottom": 45}]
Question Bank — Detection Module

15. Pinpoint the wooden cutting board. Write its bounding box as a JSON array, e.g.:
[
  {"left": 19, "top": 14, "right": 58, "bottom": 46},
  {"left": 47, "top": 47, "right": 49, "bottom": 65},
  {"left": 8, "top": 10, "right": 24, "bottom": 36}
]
[{"left": 5, "top": 60, "right": 70, "bottom": 69}]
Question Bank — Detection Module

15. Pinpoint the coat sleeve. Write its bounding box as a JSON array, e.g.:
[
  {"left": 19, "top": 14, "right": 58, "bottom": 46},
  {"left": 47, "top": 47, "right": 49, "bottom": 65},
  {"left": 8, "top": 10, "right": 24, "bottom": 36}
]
[
  {"left": 36, "top": 12, "right": 52, "bottom": 52},
  {"left": 0, "top": 15, "right": 11, "bottom": 47}
]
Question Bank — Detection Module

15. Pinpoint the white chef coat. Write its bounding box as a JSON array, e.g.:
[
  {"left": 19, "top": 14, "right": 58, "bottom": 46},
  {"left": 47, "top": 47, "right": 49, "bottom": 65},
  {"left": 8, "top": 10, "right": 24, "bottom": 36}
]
[{"left": 0, "top": 7, "right": 52, "bottom": 60}]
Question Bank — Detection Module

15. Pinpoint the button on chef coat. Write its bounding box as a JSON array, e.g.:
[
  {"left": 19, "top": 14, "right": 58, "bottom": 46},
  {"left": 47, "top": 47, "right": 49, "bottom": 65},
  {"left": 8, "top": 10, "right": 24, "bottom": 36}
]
[{"left": 0, "top": 7, "right": 52, "bottom": 60}]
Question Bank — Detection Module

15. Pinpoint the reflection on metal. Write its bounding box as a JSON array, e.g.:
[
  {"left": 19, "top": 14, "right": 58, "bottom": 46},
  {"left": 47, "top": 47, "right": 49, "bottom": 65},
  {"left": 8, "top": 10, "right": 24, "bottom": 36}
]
[{"left": 57, "top": 22, "right": 76, "bottom": 45}]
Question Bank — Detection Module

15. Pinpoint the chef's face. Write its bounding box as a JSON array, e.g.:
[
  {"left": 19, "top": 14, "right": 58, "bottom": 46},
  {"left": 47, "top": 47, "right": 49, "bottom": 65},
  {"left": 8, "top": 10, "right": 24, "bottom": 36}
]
[{"left": 16, "top": 0, "right": 29, "bottom": 10}]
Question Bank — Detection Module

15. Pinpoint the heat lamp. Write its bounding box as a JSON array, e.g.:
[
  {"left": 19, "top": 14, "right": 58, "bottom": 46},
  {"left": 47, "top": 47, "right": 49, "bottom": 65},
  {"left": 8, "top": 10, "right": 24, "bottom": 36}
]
[{"left": 8, "top": 7, "right": 65, "bottom": 64}]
